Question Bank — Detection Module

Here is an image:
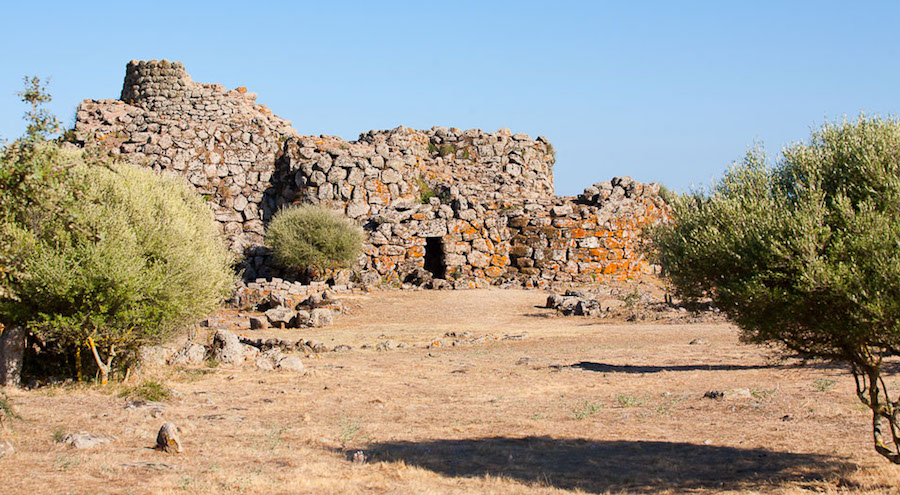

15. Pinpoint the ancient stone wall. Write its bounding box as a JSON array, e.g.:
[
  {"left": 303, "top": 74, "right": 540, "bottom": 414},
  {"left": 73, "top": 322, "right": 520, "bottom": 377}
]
[
  {"left": 74, "top": 60, "right": 295, "bottom": 254},
  {"left": 266, "top": 126, "right": 554, "bottom": 285},
  {"left": 504, "top": 177, "right": 667, "bottom": 287},
  {"left": 73, "top": 60, "right": 666, "bottom": 289}
]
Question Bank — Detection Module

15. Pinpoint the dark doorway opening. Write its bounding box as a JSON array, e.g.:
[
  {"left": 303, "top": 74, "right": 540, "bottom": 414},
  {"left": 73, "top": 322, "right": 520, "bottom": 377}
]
[{"left": 424, "top": 237, "right": 446, "bottom": 279}]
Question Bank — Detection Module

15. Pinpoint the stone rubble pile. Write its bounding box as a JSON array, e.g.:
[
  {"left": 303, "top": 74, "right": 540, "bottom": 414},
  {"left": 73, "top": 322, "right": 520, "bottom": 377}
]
[
  {"left": 139, "top": 329, "right": 313, "bottom": 372},
  {"left": 545, "top": 286, "right": 725, "bottom": 323},
  {"left": 427, "top": 330, "right": 529, "bottom": 348}
]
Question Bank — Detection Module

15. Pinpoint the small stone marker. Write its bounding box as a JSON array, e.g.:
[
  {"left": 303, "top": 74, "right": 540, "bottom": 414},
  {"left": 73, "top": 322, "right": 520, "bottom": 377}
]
[{"left": 156, "top": 422, "right": 183, "bottom": 453}]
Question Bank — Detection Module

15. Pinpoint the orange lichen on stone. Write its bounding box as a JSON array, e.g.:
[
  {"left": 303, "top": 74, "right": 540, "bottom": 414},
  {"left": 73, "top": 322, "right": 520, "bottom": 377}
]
[
  {"left": 551, "top": 239, "right": 575, "bottom": 250},
  {"left": 484, "top": 266, "right": 504, "bottom": 278},
  {"left": 369, "top": 180, "right": 392, "bottom": 205},
  {"left": 571, "top": 228, "right": 588, "bottom": 239},
  {"left": 449, "top": 220, "right": 477, "bottom": 236},
  {"left": 551, "top": 218, "right": 577, "bottom": 228},
  {"left": 236, "top": 86, "right": 247, "bottom": 93},
  {"left": 605, "top": 237, "right": 626, "bottom": 249},
  {"left": 375, "top": 256, "right": 396, "bottom": 273},
  {"left": 407, "top": 245, "right": 425, "bottom": 258},
  {"left": 608, "top": 250, "right": 625, "bottom": 260},
  {"left": 588, "top": 248, "right": 607, "bottom": 258},
  {"left": 602, "top": 261, "right": 629, "bottom": 274},
  {"left": 490, "top": 254, "right": 510, "bottom": 267}
]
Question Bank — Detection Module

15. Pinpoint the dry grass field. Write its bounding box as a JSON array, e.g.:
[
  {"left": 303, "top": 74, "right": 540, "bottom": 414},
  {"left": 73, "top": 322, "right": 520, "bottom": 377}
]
[{"left": 2, "top": 288, "right": 900, "bottom": 494}]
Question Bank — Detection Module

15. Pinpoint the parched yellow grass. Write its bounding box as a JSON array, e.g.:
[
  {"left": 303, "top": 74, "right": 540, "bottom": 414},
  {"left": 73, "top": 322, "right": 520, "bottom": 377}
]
[{"left": 2, "top": 288, "right": 900, "bottom": 494}]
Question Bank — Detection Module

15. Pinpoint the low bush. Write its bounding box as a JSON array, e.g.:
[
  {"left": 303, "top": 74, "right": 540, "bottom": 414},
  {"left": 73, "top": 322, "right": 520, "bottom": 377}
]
[
  {"left": 118, "top": 380, "right": 172, "bottom": 402},
  {"left": 265, "top": 205, "right": 363, "bottom": 272},
  {"left": 1, "top": 143, "right": 234, "bottom": 383}
]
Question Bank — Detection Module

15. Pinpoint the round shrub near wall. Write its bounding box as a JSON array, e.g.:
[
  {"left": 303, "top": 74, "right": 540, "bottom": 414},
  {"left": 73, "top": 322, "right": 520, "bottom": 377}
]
[
  {"left": 266, "top": 205, "right": 364, "bottom": 273},
  {"left": 0, "top": 143, "right": 234, "bottom": 378}
]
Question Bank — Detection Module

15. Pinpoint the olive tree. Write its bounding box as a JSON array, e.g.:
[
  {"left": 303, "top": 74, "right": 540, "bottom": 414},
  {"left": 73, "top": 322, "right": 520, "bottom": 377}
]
[
  {"left": 1, "top": 79, "right": 234, "bottom": 384},
  {"left": 652, "top": 116, "right": 900, "bottom": 463}
]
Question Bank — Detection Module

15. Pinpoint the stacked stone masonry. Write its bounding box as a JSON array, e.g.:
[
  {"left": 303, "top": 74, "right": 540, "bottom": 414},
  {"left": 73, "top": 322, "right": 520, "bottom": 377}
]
[{"left": 74, "top": 61, "right": 667, "bottom": 289}]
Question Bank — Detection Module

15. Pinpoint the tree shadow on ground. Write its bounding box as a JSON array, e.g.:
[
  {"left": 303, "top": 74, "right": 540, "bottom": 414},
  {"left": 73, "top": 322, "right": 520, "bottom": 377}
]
[
  {"left": 569, "top": 361, "right": 784, "bottom": 373},
  {"left": 361, "top": 436, "right": 854, "bottom": 493}
]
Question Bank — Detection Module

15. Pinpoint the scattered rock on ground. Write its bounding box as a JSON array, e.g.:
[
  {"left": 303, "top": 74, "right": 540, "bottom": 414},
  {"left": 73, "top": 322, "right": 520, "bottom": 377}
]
[
  {"left": 705, "top": 388, "right": 753, "bottom": 400},
  {"left": 125, "top": 399, "right": 166, "bottom": 418},
  {"left": 255, "top": 349, "right": 283, "bottom": 370},
  {"left": 241, "top": 344, "right": 260, "bottom": 360},
  {"left": 309, "top": 308, "right": 334, "bottom": 328},
  {"left": 212, "top": 329, "right": 245, "bottom": 365},
  {"left": 156, "top": 422, "right": 183, "bottom": 453},
  {"left": 376, "top": 340, "right": 400, "bottom": 351},
  {"left": 599, "top": 299, "right": 626, "bottom": 312},
  {"left": 168, "top": 342, "right": 207, "bottom": 365},
  {"left": 265, "top": 306, "right": 296, "bottom": 328},
  {"left": 249, "top": 316, "right": 268, "bottom": 330},
  {"left": 276, "top": 356, "right": 304, "bottom": 372},
  {"left": 722, "top": 388, "right": 753, "bottom": 400},
  {"left": 300, "top": 340, "right": 327, "bottom": 353},
  {"left": 255, "top": 356, "right": 275, "bottom": 371},
  {"left": 60, "top": 432, "right": 112, "bottom": 450},
  {"left": 689, "top": 338, "right": 709, "bottom": 345},
  {"left": 295, "top": 310, "right": 311, "bottom": 326},
  {"left": 138, "top": 346, "right": 170, "bottom": 368},
  {"left": 544, "top": 286, "right": 726, "bottom": 324},
  {"left": 0, "top": 440, "right": 13, "bottom": 458}
]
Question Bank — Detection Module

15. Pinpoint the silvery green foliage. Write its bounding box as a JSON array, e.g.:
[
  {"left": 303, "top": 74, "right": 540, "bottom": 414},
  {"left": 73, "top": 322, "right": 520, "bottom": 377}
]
[
  {"left": 0, "top": 143, "right": 234, "bottom": 372},
  {"left": 266, "top": 205, "right": 364, "bottom": 272},
  {"left": 652, "top": 116, "right": 900, "bottom": 463}
]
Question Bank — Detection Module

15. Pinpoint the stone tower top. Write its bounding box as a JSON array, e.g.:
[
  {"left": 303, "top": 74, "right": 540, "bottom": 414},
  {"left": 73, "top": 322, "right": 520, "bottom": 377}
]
[{"left": 120, "top": 59, "right": 193, "bottom": 104}]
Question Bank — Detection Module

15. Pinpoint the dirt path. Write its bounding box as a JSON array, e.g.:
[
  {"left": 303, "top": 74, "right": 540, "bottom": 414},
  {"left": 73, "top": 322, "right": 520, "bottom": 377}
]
[{"left": 2, "top": 289, "right": 899, "bottom": 494}]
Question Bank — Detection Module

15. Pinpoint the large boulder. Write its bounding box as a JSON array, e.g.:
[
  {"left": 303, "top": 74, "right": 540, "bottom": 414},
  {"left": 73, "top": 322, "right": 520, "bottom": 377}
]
[
  {"left": 212, "top": 329, "right": 244, "bottom": 365},
  {"left": 309, "top": 308, "right": 334, "bottom": 328},
  {"left": 254, "top": 348, "right": 304, "bottom": 372},
  {"left": 138, "top": 345, "right": 171, "bottom": 368},
  {"left": 265, "top": 307, "right": 296, "bottom": 328},
  {"left": 276, "top": 355, "right": 305, "bottom": 372},
  {"left": 168, "top": 342, "right": 207, "bottom": 365}
]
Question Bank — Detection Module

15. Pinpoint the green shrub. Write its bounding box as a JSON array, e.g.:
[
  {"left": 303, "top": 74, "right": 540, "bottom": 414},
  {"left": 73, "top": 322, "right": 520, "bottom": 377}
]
[
  {"left": 651, "top": 116, "right": 900, "bottom": 464},
  {"left": 118, "top": 380, "right": 172, "bottom": 402},
  {"left": 0, "top": 143, "right": 233, "bottom": 383},
  {"left": 439, "top": 144, "right": 457, "bottom": 158},
  {"left": 0, "top": 391, "right": 20, "bottom": 424},
  {"left": 266, "top": 205, "right": 363, "bottom": 272}
]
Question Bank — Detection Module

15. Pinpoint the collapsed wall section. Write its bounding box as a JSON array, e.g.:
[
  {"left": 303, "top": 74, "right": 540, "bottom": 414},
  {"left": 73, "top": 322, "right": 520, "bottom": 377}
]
[{"left": 504, "top": 177, "right": 667, "bottom": 286}]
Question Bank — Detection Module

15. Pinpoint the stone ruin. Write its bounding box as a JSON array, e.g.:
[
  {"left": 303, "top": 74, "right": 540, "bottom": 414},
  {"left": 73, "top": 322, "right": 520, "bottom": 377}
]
[{"left": 72, "top": 60, "right": 668, "bottom": 294}]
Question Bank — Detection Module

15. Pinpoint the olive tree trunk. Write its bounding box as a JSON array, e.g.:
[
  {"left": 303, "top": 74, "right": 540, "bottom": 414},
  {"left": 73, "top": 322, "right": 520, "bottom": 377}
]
[{"left": 0, "top": 325, "right": 25, "bottom": 387}]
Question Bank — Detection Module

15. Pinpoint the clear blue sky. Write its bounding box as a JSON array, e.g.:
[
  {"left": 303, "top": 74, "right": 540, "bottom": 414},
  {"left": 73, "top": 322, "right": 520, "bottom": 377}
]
[{"left": 2, "top": 1, "right": 898, "bottom": 195}]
